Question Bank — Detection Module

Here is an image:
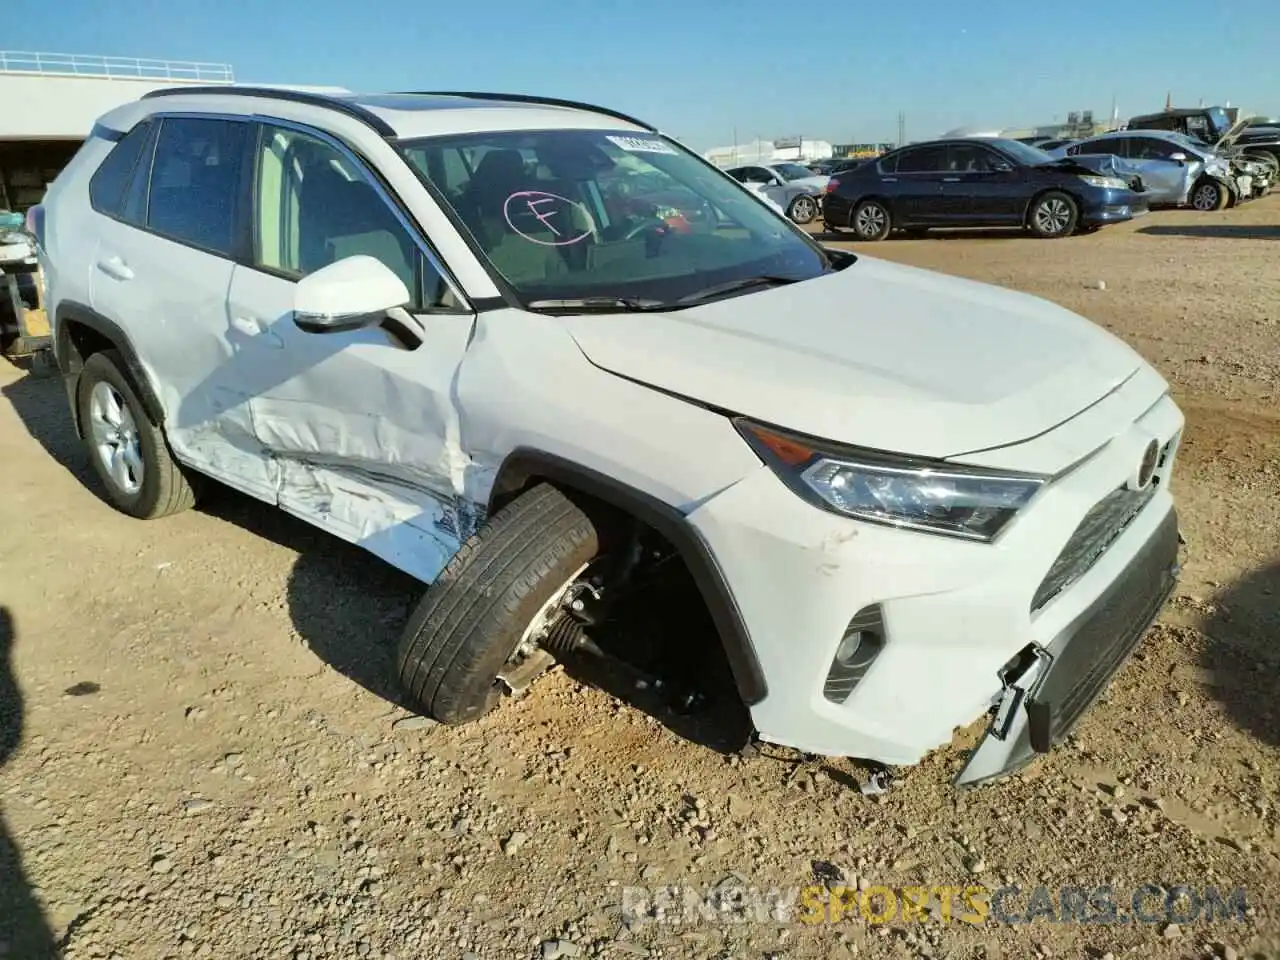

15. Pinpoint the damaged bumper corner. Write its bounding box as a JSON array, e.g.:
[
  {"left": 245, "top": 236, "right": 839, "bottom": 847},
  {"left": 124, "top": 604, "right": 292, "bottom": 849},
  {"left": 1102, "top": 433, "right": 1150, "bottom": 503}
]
[{"left": 954, "top": 509, "right": 1180, "bottom": 788}]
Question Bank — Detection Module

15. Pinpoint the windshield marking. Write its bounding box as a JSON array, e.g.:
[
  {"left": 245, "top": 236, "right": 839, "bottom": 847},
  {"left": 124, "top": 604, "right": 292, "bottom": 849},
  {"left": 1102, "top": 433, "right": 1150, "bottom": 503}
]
[
  {"left": 503, "top": 190, "right": 595, "bottom": 246},
  {"left": 606, "top": 135, "right": 678, "bottom": 155}
]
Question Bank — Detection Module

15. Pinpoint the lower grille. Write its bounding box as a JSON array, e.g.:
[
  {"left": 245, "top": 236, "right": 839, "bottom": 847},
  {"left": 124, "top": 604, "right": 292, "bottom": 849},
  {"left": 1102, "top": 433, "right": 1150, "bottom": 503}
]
[
  {"left": 1032, "top": 484, "right": 1156, "bottom": 612},
  {"left": 1026, "top": 510, "right": 1179, "bottom": 750}
]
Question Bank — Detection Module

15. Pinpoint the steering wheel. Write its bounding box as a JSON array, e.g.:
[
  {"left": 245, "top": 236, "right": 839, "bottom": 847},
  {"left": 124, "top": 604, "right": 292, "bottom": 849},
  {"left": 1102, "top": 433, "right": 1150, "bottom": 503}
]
[{"left": 622, "top": 215, "right": 667, "bottom": 242}]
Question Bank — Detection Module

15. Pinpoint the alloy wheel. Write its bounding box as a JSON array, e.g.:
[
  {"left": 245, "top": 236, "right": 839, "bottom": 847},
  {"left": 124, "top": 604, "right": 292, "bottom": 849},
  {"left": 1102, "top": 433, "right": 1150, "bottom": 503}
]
[
  {"left": 88, "top": 380, "right": 143, "bottom": 496},
  {"left": 1034, "top": 198, "right": 1072, "bottom": 235},
  {"left": 855, "top": 203, "right": 887, "bottom": 237},
  {"left": 1192, "top": 183, "right": 1221, "bottom": 210}
]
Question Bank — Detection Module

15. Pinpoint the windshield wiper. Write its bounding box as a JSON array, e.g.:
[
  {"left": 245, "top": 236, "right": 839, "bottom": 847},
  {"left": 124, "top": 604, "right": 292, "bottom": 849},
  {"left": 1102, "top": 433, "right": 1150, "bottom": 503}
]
[
  {"left": 675, "top": 274, "right": 803, "bottom": 306},
  {"left": 525, "top": 296, "right": 667, "bottom": 313}
]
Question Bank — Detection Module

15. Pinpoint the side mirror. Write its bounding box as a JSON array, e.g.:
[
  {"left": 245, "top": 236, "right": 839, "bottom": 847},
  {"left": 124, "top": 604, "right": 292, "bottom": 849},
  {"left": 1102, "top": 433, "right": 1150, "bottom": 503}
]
[
  {"left": 293, "top": 255, "right": 411, "bottom": 334},
  {"left": 1170, "top": 152, "right": 1188, "bottom": 163}
]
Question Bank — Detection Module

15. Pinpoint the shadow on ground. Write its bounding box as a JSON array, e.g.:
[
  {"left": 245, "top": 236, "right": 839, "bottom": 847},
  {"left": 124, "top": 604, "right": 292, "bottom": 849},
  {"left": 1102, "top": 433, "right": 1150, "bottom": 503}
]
[
  {"left": 0, "top": 364, "right": 752, "bottom": 753},
  {"left": 815, "top": 226, "right": 1058, "bottom": 242},
  {"left": 1204, "top": 558, "right": 1280, "bottom": 747},
  {"left": 0, "top": 358, "right": 99, "bottom": 492},
  {"left": 0, "top": 607, "right": 60, "bottom": 958},
  {"left": 1139, "top": 224, "right": 1280, "bottom": 240}
]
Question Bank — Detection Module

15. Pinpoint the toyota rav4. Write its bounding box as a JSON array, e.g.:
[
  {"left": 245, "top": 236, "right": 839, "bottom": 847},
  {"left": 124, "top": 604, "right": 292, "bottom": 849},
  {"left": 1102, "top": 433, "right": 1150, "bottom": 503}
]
[{"left": 32, "top": 87, "right": 1183, "bottom": 786}]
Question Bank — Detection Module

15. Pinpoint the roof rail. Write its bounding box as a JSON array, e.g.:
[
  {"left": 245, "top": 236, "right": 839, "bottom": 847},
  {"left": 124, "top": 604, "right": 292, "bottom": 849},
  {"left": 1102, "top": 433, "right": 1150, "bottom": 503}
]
[
  {"left": 140, "top": 85, "right": 395, "bottom": 137},
  {"left": 398, "top": 91, "right": 657, "bottom": 132}
]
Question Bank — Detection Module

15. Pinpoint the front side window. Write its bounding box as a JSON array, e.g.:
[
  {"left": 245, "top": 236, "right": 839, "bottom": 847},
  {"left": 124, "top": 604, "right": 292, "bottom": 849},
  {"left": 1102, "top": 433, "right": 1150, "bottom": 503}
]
[
  {"left": 400, "top": 129, "right": 827, "bottom": 306},
  {"left": 946, "top": 143, "right": 1003, "bottom": 172},
  {"left": 147, "top": 117, "right": 247, "bottom": 256},
  {"left": 252, "top": 123, "right": 445, "bottom": 308}
]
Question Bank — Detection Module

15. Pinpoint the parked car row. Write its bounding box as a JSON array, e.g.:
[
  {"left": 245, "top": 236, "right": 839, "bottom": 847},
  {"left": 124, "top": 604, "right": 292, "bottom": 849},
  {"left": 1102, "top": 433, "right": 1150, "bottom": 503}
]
[
  {"left": 820, "top": 137, "right": 1149, "bottom": 240},
  {"left": 722, "top": 162, "right": 829, "bottom": 223}
]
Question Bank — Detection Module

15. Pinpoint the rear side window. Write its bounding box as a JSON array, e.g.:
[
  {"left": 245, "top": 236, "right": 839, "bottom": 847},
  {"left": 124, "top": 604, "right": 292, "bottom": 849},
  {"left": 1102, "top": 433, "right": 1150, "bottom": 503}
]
[
  {"left": 896, "top": 146, "right": 948, "bottom": 173},
  {"left": 146, "top": 117, "right": 248, "bottom": 256},
  {"left": 88, "top": 122, "right": 152, "bottom": 216}
]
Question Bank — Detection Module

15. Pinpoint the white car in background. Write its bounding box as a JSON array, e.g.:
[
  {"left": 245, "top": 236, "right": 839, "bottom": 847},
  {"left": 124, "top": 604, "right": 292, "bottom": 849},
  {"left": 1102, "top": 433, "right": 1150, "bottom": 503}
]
[{"left": 725, "top": 162, "right": 829, "bottom": 223}]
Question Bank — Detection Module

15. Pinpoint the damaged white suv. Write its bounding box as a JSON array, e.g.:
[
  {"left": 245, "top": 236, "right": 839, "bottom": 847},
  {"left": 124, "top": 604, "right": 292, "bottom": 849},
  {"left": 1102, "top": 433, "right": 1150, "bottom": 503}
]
[{"left": 34, "top": 88, "right": 1183, "bottom": 786}]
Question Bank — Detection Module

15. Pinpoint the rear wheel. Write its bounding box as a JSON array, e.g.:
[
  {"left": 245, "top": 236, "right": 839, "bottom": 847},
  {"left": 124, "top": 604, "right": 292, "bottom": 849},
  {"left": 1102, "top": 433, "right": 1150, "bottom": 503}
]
[
  {"left": 396, "top": 484, "right": 600, "bottom": 724},
  {"left": 787, "top": 194, "right": 818, "bottom": 224},
  {"left": 851, "top": 199, "right": 892, "bottom": 241},
  {"left": 1190, "top": 178, "right": 1228, "bottom": 211},
  {"left": 1027, "top": 191, "right": 1078, "bottom": 238},
  {"left": 75, "top": 350, "right": 196, "bottom": 519}
]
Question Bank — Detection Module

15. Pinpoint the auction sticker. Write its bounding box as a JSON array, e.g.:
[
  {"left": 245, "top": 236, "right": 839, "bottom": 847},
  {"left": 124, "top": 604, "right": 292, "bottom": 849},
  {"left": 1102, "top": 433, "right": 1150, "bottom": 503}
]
[{"left": 607, "top": 135, "right": 678, "bottom": 155}]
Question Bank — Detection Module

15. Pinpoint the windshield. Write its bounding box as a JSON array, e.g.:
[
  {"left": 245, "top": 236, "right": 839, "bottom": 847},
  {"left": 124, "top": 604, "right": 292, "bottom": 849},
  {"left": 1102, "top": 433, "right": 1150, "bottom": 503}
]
[
  {"left": 400, "top": 129, "right": 829, "bottom": 308},
  {"left": 773, "top": 162, "right": 817, "bottom": 181},
  {"left": 993, "top": 139, "right": 1055, "bottom": 165}
]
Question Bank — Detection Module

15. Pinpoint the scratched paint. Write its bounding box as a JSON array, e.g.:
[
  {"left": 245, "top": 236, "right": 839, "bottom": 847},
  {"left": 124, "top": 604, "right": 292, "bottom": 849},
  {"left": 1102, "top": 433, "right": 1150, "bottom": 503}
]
[{"left": 503, "top": 190, "right": 594, "bottom": 246}]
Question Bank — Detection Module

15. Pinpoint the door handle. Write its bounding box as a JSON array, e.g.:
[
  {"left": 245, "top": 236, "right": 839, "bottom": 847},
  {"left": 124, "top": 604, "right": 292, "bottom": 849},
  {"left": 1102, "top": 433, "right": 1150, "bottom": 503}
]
[
  {"left": 231, "top": 316, "right": 284, "bottom": 348},
  {"left": 95, "top": 256, "right": 134, "bottom": 281},
  {"left": 942, "top": 177, "right": 962, "bottom": 182},
  {"left": 882, "top": 177, "right": 898, "bottom": 182}
]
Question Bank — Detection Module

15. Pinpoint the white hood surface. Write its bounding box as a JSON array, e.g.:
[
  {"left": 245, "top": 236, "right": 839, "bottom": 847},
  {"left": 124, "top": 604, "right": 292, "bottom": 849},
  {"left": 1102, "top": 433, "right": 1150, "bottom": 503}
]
[{"left": 563, "top": 256, "right": 1144, "bottom": 461}]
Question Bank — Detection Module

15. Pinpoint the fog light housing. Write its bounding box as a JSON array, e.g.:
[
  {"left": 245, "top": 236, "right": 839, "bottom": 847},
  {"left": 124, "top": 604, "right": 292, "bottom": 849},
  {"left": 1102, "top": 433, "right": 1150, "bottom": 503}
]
[{"left": 823, "top": 605, "right": 885, "bottom": 704}]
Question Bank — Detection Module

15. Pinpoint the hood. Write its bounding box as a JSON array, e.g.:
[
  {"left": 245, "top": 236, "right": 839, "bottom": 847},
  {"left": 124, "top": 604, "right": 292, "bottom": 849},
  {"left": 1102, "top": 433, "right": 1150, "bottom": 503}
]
[{"left": 563, "top": 258, "right": 1145, "bottom": 462}]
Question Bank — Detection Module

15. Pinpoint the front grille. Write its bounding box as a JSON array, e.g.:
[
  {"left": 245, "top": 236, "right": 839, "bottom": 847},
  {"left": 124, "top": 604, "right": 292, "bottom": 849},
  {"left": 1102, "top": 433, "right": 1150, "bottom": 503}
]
[
  {"left": 1031, "top": 484, "right": 1156, "bottom": 612},
  {"left": 1026, "top": 510, "right": 1179, "bottom": 750}
]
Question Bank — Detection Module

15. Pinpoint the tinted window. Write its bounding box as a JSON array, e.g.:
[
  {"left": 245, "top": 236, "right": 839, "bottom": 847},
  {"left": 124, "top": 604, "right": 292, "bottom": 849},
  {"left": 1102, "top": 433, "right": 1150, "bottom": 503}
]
[
  {"left": 1072, "top": 139, "right": 1122, "bottom": 156},
  {"left": 1130, "top": 137, "right": 1178, "bottom": 160},
  {"left": 253, "top": 123, "right": 454, "bottom": 310},
  {"left": 896, "top": 146, "right": 948, "bottom": 172},
  {"left": 147, "top": 117, "right": 247, "bottom": 256},
  {"left": 88, "top": 122, "right": 151, "bottom": 216},
  {"left": 946, "top": 143, "right": 1004, "bottom": 172}
]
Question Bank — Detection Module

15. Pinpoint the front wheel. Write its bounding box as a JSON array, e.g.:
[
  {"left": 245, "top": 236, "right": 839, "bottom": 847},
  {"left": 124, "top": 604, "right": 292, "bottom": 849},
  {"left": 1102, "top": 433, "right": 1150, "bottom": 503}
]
[
  {"left": 851, "top": 199, "right": 892, "bottom": 241},
  {"left": 1190, "top": 179, "right": 1228, "bottom": 211},
  {"left": 1027, "top": 191, "right": 1078, "bottom": 238},
  {"left": 396, "top": 483, "right": 600, "bottom": 724},
  {"left": 787, "top": 194, "right": 818, "bottom": 224}
]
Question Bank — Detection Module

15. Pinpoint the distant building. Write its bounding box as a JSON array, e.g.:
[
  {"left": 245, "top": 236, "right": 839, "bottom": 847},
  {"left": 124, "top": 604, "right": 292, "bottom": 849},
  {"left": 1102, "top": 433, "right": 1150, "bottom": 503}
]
[{"left": 704, "top": 136, "right": 833, "bottom": 168}]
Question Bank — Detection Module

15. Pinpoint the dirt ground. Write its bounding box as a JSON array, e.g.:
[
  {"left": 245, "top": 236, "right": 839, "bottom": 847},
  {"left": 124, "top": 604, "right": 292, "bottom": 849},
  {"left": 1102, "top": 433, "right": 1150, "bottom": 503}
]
[{"left": 1, "top": 199, "right": 1277, "bottom": 960}]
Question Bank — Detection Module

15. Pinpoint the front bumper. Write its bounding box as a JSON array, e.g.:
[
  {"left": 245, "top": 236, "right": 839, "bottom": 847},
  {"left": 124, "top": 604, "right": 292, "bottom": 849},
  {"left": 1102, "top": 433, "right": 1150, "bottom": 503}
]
[
  {"left": 1081, "top": 188, "right": 1147, "bottom": 225},
  {"left": 686, "top": 375, "right": 1183, "bottom": 775}
]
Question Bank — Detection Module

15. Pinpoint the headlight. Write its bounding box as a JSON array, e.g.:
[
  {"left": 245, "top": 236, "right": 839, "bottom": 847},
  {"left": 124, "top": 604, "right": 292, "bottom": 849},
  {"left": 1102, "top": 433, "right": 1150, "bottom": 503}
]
[
  {"left": 1078, "top": 175, "right": 1129, "bottom": 191},
  {"left": 736, "top": 420, "right": 1047, "bottom": 542}
]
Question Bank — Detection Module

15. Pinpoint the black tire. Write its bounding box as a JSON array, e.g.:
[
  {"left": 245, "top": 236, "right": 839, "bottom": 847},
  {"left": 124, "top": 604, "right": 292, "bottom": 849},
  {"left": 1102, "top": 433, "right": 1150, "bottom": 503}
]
[
  {"left": 851, "top": 199, "right": 892, "bottom": 241},
  {"left": 75, "top": 349, "right": 196, "bottom": 519},
  {"left": 396, "top": 483, "right": 600, "bottom": 724},
  {"left": 1189, "top": 178, "right": 1228, "bottom": 211},
  {"left": 787, "top": 194, "right": 818, "bottom": 224},
  {"left": 1027, "top": 191, "right": 1079, "bottom": 238}
]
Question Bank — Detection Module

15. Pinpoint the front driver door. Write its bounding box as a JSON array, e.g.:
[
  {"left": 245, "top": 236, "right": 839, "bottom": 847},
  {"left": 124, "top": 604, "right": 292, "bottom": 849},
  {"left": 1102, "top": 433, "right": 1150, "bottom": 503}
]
[
  {"left": 940, "top": 143, "right": 1023, "bottom": 223},
  {"left": 224, "top": 120, "right": 477, "bottom": 584}
]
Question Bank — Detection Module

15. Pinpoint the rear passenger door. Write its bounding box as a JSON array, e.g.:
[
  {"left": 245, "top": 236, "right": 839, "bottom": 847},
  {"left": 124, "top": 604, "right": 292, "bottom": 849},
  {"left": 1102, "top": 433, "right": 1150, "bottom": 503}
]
[
  {"left": 224, "top": 120, "right": 477, "bottom": 584},
  {"left": 88, "top": 114, "right": 279, "bottom": 502}
]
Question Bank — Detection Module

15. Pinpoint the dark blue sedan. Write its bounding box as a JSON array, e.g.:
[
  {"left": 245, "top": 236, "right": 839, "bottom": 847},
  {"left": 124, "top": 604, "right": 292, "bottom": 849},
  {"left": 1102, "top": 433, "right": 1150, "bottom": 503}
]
[{"left": 821, "top": 138, "right": 1147, "bottom": 240}]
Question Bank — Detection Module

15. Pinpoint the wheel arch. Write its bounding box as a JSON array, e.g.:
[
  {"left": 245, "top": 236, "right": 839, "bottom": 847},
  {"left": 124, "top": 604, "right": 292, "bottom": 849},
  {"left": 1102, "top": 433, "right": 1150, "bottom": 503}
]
[
  {"left": 54, "top": 301, "right": 165, "bottom": 438},
  {"left": 487, "top": 447, "right": 768, "bottom": 706}
]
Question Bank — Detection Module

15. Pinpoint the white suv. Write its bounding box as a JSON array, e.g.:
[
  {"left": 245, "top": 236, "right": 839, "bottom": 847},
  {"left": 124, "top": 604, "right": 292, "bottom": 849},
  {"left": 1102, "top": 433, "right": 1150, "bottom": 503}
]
[{"left": 34, "top": 88, "right": 1183, "bottom": 786}]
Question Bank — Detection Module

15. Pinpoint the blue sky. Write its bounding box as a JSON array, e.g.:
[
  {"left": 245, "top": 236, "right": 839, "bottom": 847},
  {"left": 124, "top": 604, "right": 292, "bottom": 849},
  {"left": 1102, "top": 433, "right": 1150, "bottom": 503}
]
[{"left": 13, "top": 0, "right": 1278, "bottom": 150}]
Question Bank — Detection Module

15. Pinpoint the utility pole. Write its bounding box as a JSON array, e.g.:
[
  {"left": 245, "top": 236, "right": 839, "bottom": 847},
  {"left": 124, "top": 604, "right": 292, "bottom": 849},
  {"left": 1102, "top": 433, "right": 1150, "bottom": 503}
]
[{"left": 897, "top": 111, "right": 906, "bottom": 147}]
